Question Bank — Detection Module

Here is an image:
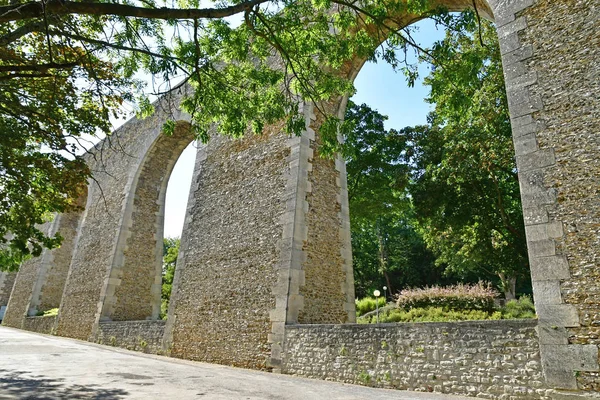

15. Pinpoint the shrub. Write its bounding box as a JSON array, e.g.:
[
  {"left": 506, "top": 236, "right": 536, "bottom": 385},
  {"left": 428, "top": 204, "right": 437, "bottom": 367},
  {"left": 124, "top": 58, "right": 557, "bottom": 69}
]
[
  {"left": 500, "top": 296, "right": 536, "bottom": 319},
  {"left": 160, "top": 299, "right": 169, "bottom": 320},
  {"left": 355, "top": 296, "right": 387, "bottom": 317},
  {"left": 362, "top": 306, "right": 502, "bottom": 323},
  {"left": 35, "top": 308, "right": 59, "bottom": 317},
  {"left": 396, "top": 282, "right": 498, "bottom": 313}
]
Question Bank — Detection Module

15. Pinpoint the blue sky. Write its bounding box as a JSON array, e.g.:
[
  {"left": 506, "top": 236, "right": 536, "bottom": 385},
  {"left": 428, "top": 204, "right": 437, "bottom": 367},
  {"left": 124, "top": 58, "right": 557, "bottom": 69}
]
[{"left": 163, "top": 19, "right": 448, "bottom": 238}]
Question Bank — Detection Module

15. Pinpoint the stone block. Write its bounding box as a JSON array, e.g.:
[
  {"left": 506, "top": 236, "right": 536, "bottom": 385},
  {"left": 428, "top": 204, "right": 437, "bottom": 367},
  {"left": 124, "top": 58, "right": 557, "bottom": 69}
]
[
  {"left": 511, "top": 114, "right": 534, "bottom": 129},
  {"left": 537, "top": 325, "right": 569, "bottom": 345},
  {"left": 503, "top": 60, "right": 529, "bottom": 82},
  {"left": 532, "top": 280, "right": 563, "bottom": 305},
  {"left": 528, "top": 239, "right": 556, "bottom": 258},
  {"left": 512, "top": 121, "right": 538, "bottom": 138},
  {"left": 544, "top": 368, "right": 578, "bottom": 391},
  {"left": 517, "top": 149, "right": 555, "bottom": 172},
  {"left": 537, "top": 305, "right": 580, "bottom": 328},
  {"left": 520, "top": 187, "right": 556, "bottom": 209},
  {"left": 509, "top": 95, "right": 543, "bottom": 118},
  {"left": 270, "top": 322, "right": 286, "bottom": 335},
  {"left": 551, "top": 390, "right": 600, "bottom": 399},
  {"left": 502, "top": 45, "right": 534, "bottom": 66},
  {"left": 507, "top": 86, "right": 531, "bottom": 108},
  {"left": 540, "top": 344, "right": 599, "bottom": 372},
  {"left": 513, "top": 133, "right": 538, "bottom": 156},
  {"left": 499, "top": 31, "right": 522, "bottom": 55},
  {"left": 530, "top": 255, "right": 570, "bottom": 281},
  {"left": 494, "top": 0, "right": 534, "bottom": 17},
  {"left": 288, "top": 269, "right": 305, "bottom": 287},
  {"left": 525, "top": 221, "right": 563, "bottom": 241},
  {"left": 506, "top": 71, "right": 538, "bottom": 90},
  {"left": 523, "top": 207, "right": 549, "bottom": 225},
  {"left": 496, "top": 16, "right": 528, "bottom": 38},
  {"left": 494, "top": 9, "right": 516, "bottom": 28},
  {"left": 269, "top": 307, "right": 287, "bottom": 323}
]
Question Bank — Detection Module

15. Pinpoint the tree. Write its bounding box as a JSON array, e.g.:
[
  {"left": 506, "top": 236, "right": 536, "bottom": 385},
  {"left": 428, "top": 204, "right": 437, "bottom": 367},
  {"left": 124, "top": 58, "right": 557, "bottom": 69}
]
[
  {"left": 343, "top": 101, "right": 441, "bottom": 298},
  {"left": 406, "top": 15, "right": 528, "bottom": 299},
  {"left": 0, "top": 0, "right": 463, "bottom": 270},
  {"left": 161, "top": 237, "right": 180, "bottom": 318}
]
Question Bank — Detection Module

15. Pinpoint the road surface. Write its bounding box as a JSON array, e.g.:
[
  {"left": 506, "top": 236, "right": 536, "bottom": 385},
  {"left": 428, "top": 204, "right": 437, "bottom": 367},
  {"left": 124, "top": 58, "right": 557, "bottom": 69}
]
[{"left": 0, "top": 326, "right": 473, "bottom": 400}]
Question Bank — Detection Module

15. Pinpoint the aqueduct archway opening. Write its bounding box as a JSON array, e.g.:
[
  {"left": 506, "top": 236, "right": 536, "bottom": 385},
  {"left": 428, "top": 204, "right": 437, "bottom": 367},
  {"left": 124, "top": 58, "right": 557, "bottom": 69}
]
[{"left": 99, "top": 122, "right": 194, "bottom": 322}]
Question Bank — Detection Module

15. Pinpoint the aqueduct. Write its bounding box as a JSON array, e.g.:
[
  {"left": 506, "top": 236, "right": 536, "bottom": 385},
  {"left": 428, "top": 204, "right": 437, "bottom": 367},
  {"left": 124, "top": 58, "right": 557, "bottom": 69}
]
[{"left": 2, "top": 0, "right": 600, "bottom": 398}]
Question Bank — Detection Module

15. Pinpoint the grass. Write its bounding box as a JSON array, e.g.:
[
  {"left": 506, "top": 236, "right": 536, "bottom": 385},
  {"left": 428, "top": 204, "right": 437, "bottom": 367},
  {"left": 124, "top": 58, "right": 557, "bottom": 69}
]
[
  {"left": 35, "top": 308, "right": 59, "bottom": 317},
  {"left": 501, "top": 296, "right": 536, "bottom": 319},
  {"left": 357, "top": 295, "right": 536, "bottom": 323},
  {"left": 355, "top": 296, "right": 387, "bottom": 317}
]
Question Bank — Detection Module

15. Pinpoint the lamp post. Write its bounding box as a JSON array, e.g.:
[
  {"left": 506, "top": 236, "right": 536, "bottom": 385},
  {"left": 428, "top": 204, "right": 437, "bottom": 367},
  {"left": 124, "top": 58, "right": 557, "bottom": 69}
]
[
  {"left": 373, "top": 290, "right": 381, "bottom": 324},
  {"left": 383, "top": 286, "right": 388, "bottom": 302}
]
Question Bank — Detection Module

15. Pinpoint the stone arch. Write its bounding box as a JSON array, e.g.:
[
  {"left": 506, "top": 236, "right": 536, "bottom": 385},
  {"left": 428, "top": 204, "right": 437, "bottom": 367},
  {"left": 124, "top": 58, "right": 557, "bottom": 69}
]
[
  {"left": 0, "top": 271, "right": 17, "bottom": 319},
  {"left": 291, "top": 0, "right": 497, "bottom": 328},
  {"left": 1, "top": 188, "right": 88, "bottom": 333},
  {"left": 306, "top": 0, "right": 600, "bottom": 391},
  {"left": 99, "top": 121, "right": 194, "bottom": 322},
  {"left": 54, "top": 89, "right": 192, "bottom": 340},
  {"left": 337, "top": 0, "right": 493, "bottom": 83},
  {"left": 28, "top": 190, "right": 89, "bottom": 317}
]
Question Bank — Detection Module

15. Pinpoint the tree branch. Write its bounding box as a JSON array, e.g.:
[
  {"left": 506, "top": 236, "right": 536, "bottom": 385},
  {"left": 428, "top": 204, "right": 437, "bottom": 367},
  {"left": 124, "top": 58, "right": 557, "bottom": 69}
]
[
  {"left": 0, "top": 72, "right": 52, "bottom": 80},
  {"left": 0, "top": 62, "right": 77, "bottom": 72},
  {"left": 0, "top": 19, "right": 55, "bottom": 45},
  {"left": 0, "top": 0, "right": 270, "bottom": 23}
]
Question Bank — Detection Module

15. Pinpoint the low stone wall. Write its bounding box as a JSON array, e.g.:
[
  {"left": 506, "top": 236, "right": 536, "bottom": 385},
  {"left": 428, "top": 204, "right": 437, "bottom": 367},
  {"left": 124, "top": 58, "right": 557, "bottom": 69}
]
[
  {"left": 283, "top": 320, "right": 551, "bottom": 399},
  {"left": 23, "top": 316, "right": 57, "bottom": 335},
  {"left": 96, "top": 320, "right": 166, "bottom": 354}
]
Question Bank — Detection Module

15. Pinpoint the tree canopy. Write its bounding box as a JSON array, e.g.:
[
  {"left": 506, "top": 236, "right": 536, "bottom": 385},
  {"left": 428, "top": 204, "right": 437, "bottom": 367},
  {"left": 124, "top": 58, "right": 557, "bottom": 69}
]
[
  {"left": 161, "top": 237, "right": 179, "bottom": 318},
  {"left": 343, "top": 101, "right": 441, "bottom": 298},
  {"left": 408, "top": 17, "right": 528, "bottom": 298},
  {"left": 0, "top": 0, "right": 475, "bottom": 270}
]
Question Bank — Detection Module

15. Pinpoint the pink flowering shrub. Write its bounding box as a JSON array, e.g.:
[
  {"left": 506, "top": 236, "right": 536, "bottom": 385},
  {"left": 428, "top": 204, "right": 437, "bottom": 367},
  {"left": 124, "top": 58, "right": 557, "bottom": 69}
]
[{"left": 396, "top": 282, "right": 498, "bottom": 313}]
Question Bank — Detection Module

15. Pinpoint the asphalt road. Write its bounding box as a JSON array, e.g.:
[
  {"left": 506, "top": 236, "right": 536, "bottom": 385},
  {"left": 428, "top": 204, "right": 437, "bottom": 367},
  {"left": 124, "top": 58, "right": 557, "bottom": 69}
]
[{"left": 0, "top": 326, "right": 473, "bottom": 400}]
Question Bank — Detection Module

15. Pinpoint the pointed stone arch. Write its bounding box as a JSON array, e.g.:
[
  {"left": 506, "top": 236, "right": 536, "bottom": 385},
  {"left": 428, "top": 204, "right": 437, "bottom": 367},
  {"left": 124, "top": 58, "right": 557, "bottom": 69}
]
[
  {"left": 54, "top": 89, "right": 193, "bottom": 340},
  {"left": 306, "top": 0, "right": 600, "bottom": 391},
  {"left": 99, "top": 121, "right": 194, "bottom": 322}
]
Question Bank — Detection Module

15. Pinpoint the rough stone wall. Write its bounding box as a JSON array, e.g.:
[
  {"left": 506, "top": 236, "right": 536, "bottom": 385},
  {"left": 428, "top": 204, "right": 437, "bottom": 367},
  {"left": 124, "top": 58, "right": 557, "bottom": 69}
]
[
  {"left": 96, "top": 320, "right": 165, "bottom": 354},
  {"left": 2, "top": 193, "right": 85, "bottom": 330},
  {"left": 518, "top": 0, "right": 600, "bottom": 392},
  {"left": 2, "top": 260, "right": 39, "bottom": 328},
  {"left": 265, "top": 101, "right": 355, "bottom": 370},
  {"left": 0, "top": 272, "right": 16, "bottom": 307},
  {"left": 283, "top": 320, "right": 550, "bottom": 399},
  {"left": 23, "top": 196, "right": 88, "bottom": 318},
  {"left": 165, "top": 127, "right": 289, "bottom": 370},
  {"left": 488, "top": 0, "right": 600, "bottom": 392},
  {"left": 299, "top": 108, "right": 352, "bottom": 325},
  {"left": 22, "top": 316, "right": 57, "bottom": 335},
  {"left": 1, "top": 222, "right": 53, "bottom": 328},
  {"left": 107, "top": 124, "right": 193, "bottom": 322},
  {"left": 37, "top": 210, "right": 84, "bottom": 313},
  {"left": 55, "top": 91, "right": 189, "bottom": 341}
]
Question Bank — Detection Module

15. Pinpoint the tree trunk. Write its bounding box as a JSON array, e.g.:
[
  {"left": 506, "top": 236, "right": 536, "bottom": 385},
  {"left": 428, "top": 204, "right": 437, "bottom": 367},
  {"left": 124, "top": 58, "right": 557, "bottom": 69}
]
[
  {"left": 498, "top": 272, "right": 517, "bottom": 300},
  {"left": 383, "top": 271, "right": 393, "bottom": 301},
  {"left": 376, "top": 221, "right": 392, "bottom": 299}
]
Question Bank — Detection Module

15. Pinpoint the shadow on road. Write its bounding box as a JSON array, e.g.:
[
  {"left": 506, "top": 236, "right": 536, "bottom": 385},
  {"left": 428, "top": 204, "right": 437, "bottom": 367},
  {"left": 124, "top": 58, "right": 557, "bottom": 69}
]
[{"left": 0, "top": 369, "right": 128, "bottom": 399}]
